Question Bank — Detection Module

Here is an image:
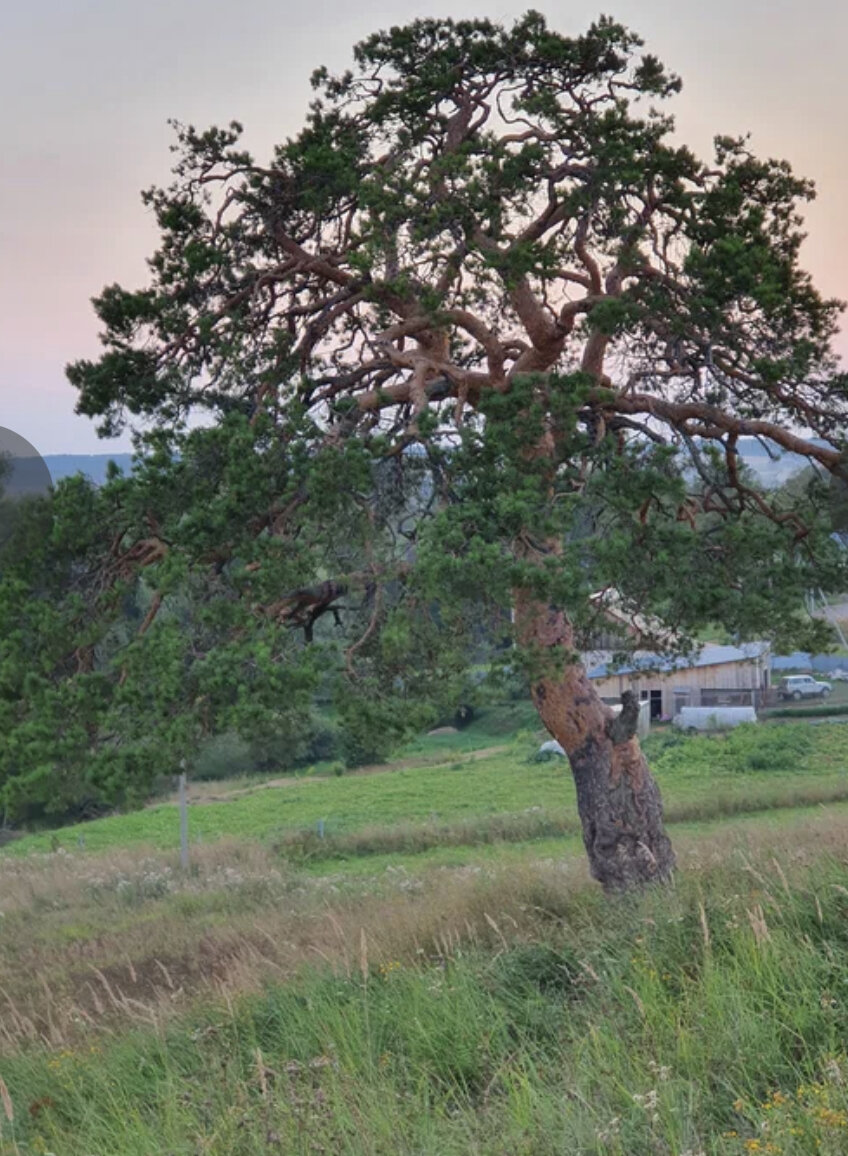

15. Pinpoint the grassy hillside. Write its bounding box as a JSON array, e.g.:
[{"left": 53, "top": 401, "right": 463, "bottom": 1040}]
[
  {"left": 4, "top": 719, "right": 848, "bottom": 1153},
  {"left": 3, "top": 812, "right": 848, "bottom": 1153},
  {"left": 7, "top": 720, "right": 848, "bottom": 861}
]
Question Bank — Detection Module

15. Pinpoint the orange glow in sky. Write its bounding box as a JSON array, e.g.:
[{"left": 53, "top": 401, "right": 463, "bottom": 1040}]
[{"left": 2, "top": 0, "right": 846, "bottom": 452}]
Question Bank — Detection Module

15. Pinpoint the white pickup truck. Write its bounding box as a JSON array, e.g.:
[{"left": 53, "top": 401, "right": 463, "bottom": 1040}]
[{"left": 777, "top": 675, "right": 832, "bottom": 701}]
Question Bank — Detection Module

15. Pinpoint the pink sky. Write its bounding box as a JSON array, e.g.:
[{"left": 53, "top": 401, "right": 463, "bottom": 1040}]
[{"left": 2, "top": 0, "right": 846, "bottom": 453}]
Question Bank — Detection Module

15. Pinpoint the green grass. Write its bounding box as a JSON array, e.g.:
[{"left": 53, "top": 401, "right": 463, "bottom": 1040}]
[
  {"left": 766, "top": 703, "right": 848, "bottom": 719},
  {"left": 7, "top": 721, "right": 848, "bottom": 859},
  {"left": 7, "top": 708, "right": 848, "bottom": 1153},
  {"left": 11, "top": 748, "right": 567, "bottom": 854},
  {"left": 293, "top": 798, "right": 848, "bottom": 879},
  {"left": 4, "top": 712, "right": 848, "bottom": 1152},
  {"left": 5, "top": 842, "right": 848, "bottom": 1153}
]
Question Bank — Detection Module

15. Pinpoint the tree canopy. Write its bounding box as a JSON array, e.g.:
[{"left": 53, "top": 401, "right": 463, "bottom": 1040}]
[{"left": 3, "top": 13, "right": 847, "bottom": 882}]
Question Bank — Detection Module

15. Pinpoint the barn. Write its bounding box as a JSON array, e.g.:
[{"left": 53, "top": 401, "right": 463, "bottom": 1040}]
[{"left": 588, "top": 641, "right": 771, "bottom": 721}]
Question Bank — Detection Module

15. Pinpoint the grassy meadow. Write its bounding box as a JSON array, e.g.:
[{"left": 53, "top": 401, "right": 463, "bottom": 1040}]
[
  {"left": 3, "top": 713, "right": 848, "bottom": 1152},
  {"left": 6, "top": 715, "right": 848, "bottom": 860}
]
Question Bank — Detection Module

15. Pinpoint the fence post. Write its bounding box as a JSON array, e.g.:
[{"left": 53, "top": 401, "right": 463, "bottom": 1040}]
[{"left": 178, "top": 767, "right": 190, "bottom": 870}]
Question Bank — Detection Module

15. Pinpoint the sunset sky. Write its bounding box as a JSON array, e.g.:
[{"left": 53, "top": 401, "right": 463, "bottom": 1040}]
[{"left": 3, "top": 0, "right": 846, "bottom": 454}]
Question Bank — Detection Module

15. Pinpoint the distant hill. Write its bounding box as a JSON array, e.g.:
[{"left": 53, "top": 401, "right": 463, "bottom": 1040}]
[
  {"left": 34, "top": 437, "right": 832, "bottom": 491},
  {"left": 1, "top": 454, "right": 53, "bottom": 497},
  {"left": 733, "top": 436, "right": 830, "bottom": 489},
  {"left": 43, "top": 454, "right": 134, "bottom": 485}
]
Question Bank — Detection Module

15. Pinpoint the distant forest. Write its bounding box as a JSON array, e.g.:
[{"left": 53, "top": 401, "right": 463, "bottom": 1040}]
[
  {"left": 39, "top": 441, "right": 825, "bottom": 489},
  {"left": 42, "top": 454, "right": 134, "bottom": 485}
]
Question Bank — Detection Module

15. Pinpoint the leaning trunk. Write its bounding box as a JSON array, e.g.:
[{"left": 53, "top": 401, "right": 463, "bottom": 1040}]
[{"left": 515, "top": 593, "right": 675, "bottom": 891}]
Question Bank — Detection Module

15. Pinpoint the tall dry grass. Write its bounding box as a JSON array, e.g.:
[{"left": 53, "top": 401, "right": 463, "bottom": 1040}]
[
  {"left": 3, "top": 811, "right": 848, "bottom": 1152},
  {"left": 2, "top": 808, "right": 848, "bottom": 1057}
]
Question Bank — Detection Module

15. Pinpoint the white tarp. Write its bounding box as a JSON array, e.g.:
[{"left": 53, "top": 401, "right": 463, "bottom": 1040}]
[{"left": 673, "top": 705, "right": 757, "bottom": 732}]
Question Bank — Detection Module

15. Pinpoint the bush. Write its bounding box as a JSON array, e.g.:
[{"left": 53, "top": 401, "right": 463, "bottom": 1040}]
[
  {"left": 192, "top": 714, "right": 342, "bottom": 781},
  {"left": 767, "top": 702, "right": 848, "bottom": 719},
  {"left": 478, "top": 662, "right": 529, "bottom": 704},
  {"left": 338, "top": 696, "right": 438, "bottom": 766},
  {"left": 644, "top": 722, "right": 812, "bottom": 777},
  {"left": 192, "top": 732, "right": 252, "bottom": 781},
  {"left": 250, "top": 714, "right": 341, "bottom": 773},
  {"left": 297, "top": 716, "right": 342, "bottom": 764}
]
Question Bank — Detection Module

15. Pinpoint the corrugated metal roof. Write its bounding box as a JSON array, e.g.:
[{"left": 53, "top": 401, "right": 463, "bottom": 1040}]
[
  {"left": 588, "top": 641, "right": 769, "bottom": 680},
  {"left": 771, "top": 652, "right": 812, "bottom": 670}
]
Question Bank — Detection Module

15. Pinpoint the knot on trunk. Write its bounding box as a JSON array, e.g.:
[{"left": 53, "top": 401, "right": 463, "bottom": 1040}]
[{"left": 606, "top": 690, "right": 640, "bottom": 745}]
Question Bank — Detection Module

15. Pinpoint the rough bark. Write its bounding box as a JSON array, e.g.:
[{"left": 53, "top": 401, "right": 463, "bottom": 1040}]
[{"left": 515, "top": 593, "right": 675, "bottom": 891}]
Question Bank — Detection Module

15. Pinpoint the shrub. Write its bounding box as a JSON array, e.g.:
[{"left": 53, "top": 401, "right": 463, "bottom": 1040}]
[
  {"left": 296, "top": 716, "right": 342, "bottom": 764},
  {"left": 250, "top": 714, "right": 342, "bottom": 773},
  {"left": 338, "top": 697, "right": 438, "bottom": 766},
  {"left": 192, "top": 732, "right": 252, "bottom": 781},
  {"left": 767, "top": 702, "right": 848, "bottom": 719},
  {"left": 643, "top": 722, "right": 813, "bottom": 777}
]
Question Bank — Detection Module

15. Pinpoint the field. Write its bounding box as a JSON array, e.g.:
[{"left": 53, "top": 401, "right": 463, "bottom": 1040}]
[
  {"left": 7, "top": 713, "right": 848, "bottom": 861},
  {"left": 3, "top": 715, "right": 848, "bottom": 1153}
]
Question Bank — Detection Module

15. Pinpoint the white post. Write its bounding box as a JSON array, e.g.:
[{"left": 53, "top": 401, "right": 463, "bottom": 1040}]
[{"left": 178, "top": 769, "right": 189, "bottom": 871}]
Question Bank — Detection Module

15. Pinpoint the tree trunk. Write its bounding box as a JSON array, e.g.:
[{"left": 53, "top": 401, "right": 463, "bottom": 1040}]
[{"left": 515, "top": 593, "right": 675, "bottom": 891}]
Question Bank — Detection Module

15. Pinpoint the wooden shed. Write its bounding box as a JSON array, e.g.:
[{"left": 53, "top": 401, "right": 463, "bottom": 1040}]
[{"left": 588, "top": 642, "right": 771, "bottom": 721}]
